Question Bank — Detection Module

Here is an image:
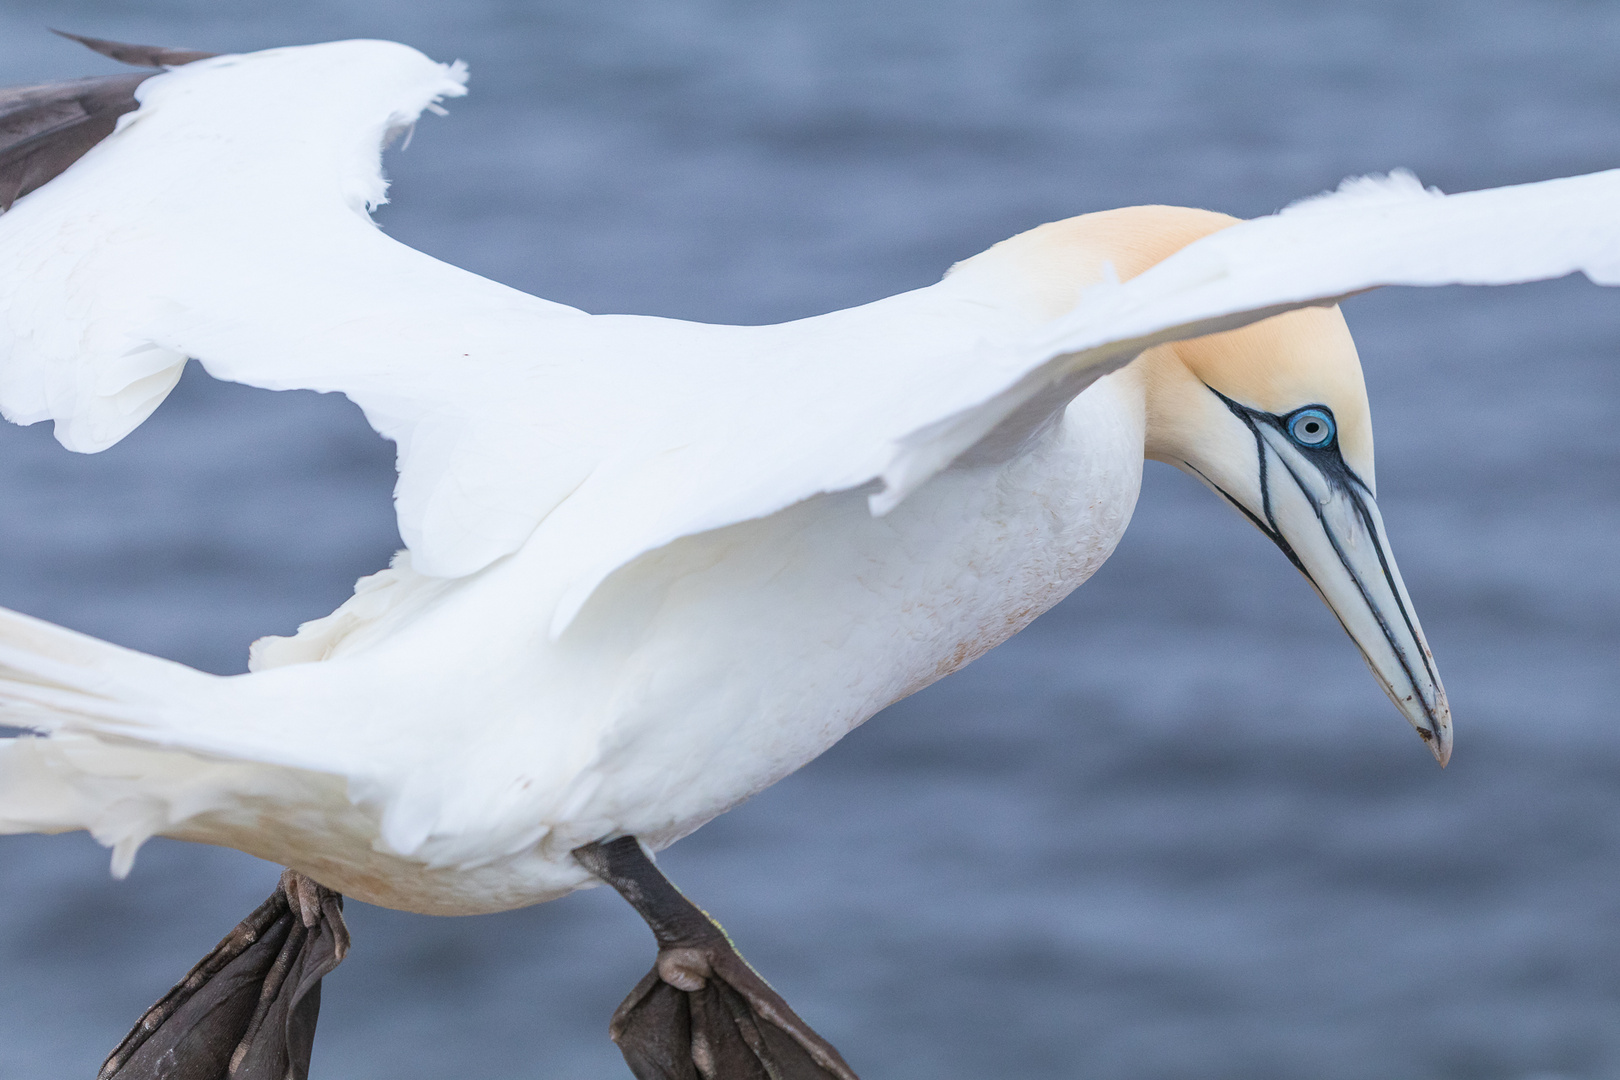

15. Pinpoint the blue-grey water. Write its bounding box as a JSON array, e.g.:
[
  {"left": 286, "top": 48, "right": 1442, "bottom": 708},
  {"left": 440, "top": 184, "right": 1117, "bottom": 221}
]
[{"left": 0, "top": 2, "right": 1617, "bottom": 1078}]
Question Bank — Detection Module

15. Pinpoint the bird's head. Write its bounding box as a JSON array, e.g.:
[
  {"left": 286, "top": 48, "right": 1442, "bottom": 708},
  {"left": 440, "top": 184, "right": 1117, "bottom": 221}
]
[
  {"left": 958, "top": 204, "right": 1450, "bottom": 763},
  {"left": 1134, "top": 220, "right": 1450, "bottom": 765}
]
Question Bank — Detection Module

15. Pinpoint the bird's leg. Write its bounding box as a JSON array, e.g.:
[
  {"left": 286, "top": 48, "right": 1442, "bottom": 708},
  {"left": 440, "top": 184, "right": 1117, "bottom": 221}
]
[
  {"left": 98, "top": 868, "right": 350, "bottom": 1080},
  {"left": 574, "top": 836, "right": 860, "bottom": 1080}
]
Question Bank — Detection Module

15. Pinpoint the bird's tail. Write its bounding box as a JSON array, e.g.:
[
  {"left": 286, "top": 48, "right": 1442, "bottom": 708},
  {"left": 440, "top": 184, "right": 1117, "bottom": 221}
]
[{"left": 0, "top": 605, "right": 266, "bottom": 875}]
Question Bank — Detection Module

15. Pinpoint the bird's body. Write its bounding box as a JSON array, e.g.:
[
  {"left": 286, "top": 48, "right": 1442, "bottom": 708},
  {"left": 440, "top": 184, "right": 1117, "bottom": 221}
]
[
  {"left": 0, "top": 236, "right": 1152, "bottom": 916},
  {"left": 2, "top": 36, "right": 1617, "bottom": 906},
  {"left": 0, "top": 55, "right": 1246, "bottom": 916},
  {"left": 281, "top": 363, "right": 1143, "bottom": 913}
]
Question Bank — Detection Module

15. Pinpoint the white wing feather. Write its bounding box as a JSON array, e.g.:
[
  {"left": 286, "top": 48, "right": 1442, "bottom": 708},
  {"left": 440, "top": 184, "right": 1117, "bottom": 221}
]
[
  {"left": 1, "top": 39, "right": 1617, "bottom": 642},
  {"left": 871, "top": 166, "right": 1620, "bottom": 524}
]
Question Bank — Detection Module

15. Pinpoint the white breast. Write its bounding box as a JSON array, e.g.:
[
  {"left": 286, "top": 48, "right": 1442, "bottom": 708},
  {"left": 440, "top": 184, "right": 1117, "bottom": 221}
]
[{"left": 576, "top": 370, "right": 1148, "bottom": 833}]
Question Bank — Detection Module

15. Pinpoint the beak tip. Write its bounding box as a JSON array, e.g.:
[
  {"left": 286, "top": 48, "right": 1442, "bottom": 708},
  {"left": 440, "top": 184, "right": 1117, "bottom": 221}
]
[{"left": 1421, "top": 699, "right": 1452, "bottom": 768}]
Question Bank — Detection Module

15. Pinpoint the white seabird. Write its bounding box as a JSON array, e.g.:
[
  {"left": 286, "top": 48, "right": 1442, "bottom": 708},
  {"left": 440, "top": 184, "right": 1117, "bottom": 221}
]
[{"left": 0, "top": 34, "right": 1616, "bottom": 1080}]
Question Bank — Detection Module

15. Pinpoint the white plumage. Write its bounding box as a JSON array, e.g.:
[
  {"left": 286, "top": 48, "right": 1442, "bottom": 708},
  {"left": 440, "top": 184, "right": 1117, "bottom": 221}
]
[{"left": 0, "top": 39, "right": 1614, "bottom": 915}]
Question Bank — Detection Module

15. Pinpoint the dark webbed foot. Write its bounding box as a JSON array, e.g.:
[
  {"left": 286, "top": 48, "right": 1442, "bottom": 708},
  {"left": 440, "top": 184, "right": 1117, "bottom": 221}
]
[
  {"left": 575, "top": 836, "right": 859, "bottom": 1080},
  {"left": 99, "top": 869, "right": 350, "bottom": 1080}
]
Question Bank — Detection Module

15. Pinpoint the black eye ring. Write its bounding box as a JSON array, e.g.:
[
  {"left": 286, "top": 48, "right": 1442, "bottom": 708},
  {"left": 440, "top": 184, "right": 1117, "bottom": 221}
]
[{"left": 1287, "top": 407, "right": 1335, "bottom": 448}]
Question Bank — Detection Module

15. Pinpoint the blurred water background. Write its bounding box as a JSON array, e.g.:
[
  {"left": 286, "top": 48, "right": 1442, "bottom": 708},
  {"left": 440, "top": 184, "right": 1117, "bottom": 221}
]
[{"left": 0, "top": 2, "right": 1617, "bottom": 1077}]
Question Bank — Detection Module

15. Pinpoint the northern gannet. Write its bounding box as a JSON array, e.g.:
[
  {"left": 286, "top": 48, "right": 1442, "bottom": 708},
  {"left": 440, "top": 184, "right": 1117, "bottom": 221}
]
[{"left": 0, "top": 34, "right": 1616, "bottom": 1080}]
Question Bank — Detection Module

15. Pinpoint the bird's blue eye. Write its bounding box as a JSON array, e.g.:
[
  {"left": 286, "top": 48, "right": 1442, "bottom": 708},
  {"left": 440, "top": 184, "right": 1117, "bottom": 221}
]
[{"left": 1287, "top": 408, "right": 1335, "bottom": 447}]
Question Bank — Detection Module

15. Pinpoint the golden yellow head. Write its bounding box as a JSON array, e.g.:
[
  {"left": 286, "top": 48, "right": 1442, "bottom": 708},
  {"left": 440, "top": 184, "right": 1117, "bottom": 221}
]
[
  {"left": 962, "top": 203, "right": 1449, "bottom": 762},
  {"left": 1142, "top": 281, "right": 1376, "bottom": 495}
]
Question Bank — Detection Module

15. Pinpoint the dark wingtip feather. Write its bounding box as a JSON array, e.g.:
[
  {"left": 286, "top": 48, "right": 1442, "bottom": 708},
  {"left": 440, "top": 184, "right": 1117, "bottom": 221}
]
[
  {"left": 50, "top": 29, "right": 216, "bottom": 69},
  {"left": 0, "top": 31, "right": 215, "bottom": 213}
]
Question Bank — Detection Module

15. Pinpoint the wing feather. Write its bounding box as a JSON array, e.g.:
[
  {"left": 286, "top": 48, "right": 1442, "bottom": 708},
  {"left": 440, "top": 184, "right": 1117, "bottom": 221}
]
[
  {"left": 1, "top": 38, "right": 1616, "bottom": 641},
  {"left": 0, "top": 73, "right": 150, "bottom": 210},
  {"left": 540, "top": 168, "right": 1620, "bottom": 634},
  {"left": 887, "top": 166, "right": 1620, "bottom": 511},
  {"left": 0, "top": 33, "right": 213, "bottom": 210}
]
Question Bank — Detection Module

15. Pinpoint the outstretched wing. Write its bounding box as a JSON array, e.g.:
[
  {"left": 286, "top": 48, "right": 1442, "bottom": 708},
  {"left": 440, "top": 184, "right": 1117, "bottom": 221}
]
[
  {"left": 1, "top": 37, "right": 1616, "bottom": 640},
  {"left": 0, "top": 36, "right": 1013, "bottom": 595},
  {"left": 534, "top": 168, "right": 1620, "bottom": 634},
  {"left": 928, "top": 166, "right": 1620, "bottom": 505},
  {"left": 0, "top": 38, "right": 597, "bottom": 578}
]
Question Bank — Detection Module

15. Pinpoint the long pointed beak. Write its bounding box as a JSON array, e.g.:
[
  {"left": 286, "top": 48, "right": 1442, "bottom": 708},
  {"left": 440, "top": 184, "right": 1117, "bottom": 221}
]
[{"left": 1250, "top": 423, "right": 1451, "bottom": 765}]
